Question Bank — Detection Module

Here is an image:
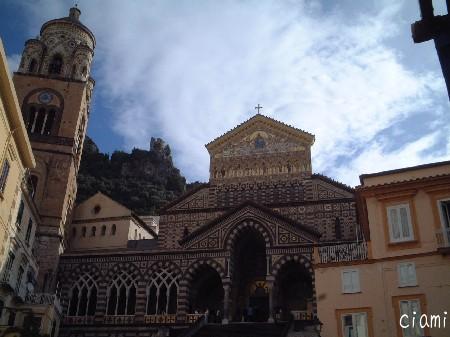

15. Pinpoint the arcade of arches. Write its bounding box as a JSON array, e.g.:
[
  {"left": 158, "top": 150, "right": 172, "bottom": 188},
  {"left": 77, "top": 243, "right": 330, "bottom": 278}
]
[{"left": 183, "top": 222, "right": 315, "bottom": 323}]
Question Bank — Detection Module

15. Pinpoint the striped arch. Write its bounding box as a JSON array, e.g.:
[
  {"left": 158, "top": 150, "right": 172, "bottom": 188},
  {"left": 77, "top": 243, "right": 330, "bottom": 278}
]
[
  {"left": 60, "top": 264, "right": 101, "bottom": 314},
  {"left": 178, "top": 259, "right": 226, "bottom": 318},
  {"left": 144, "top": 261, "right": 182, "bottom": 281},
  {"left": 183, "top": 258, "right": 226, "bottom": 282},
  {"left": 144, "top": 261, "right": 182, "bottom": 315},
  {"left": 272, "top": 254, "right": 317, "bottom": 317},
  {"left": 225, "top": 219, "right": 273, "bottom": 281},
  {"left": 67, "top": 273, "right": 99, "bottom": 316},
  {"left": 105, "top": 262, "right": 142, "bottom": 283},
  {"left": 105, "top": 263, "right": 141, "bottom": 316},
  {"left": 272, "top": 254, "right": 313, "bottom": 277},
  {"left": 224, "top": 219, "right": 273, "bottom": 251}
]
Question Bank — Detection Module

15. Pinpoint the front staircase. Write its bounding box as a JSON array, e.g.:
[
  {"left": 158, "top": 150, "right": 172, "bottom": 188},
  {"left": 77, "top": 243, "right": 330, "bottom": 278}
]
[{"left": 192, "top": 322, "right": 287, "bottom": 337}]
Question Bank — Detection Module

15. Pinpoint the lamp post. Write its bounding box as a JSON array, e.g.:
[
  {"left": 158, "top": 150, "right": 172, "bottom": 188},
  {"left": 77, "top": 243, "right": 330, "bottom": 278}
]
[
  {"left": 412, "top": 0, "right": 450, "bottom": 100},
  {"left": 313, "top": 317, "right": 323, "bottom": 336}
]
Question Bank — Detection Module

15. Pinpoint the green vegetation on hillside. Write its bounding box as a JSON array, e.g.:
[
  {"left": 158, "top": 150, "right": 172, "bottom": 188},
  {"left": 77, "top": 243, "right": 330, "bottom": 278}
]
[{"left": 76, "top": 136, "right": 191, "bottom": 214}]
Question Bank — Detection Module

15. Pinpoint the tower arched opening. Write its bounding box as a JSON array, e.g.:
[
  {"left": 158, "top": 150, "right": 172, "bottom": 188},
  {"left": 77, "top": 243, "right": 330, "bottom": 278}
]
[
  {"left": 188, "top": 264, "right": 224, "bottom": 315},
  {"left": 274, "top": 260, "right": 313, "bottom": 321},
  {"left": 231, "top": 225, "right": 268, "bottom": 322}
]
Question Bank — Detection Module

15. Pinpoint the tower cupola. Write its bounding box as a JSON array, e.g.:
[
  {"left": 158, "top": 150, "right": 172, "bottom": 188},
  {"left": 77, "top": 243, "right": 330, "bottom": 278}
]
[{"left": 17, "top": 6, "right": 95, "bottom": 82}]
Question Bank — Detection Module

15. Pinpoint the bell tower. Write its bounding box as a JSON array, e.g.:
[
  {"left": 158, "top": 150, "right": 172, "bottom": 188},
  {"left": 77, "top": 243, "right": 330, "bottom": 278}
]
[{"left": 13, "top": 6, "right": 95, "bottom": 291}]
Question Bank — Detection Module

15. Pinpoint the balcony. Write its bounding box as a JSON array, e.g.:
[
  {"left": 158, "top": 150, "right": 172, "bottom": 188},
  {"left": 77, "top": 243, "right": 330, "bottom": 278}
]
[
  {"left": 64, "top": 316, "right": 95, "bottom": 325},
  {"left": 186, "top": 314, "right": 204, "bottom": 324},
  {"left": 436, "top": 227, "right": 450, "bottom": 254},
  {"left": 144, "top": 314, "right": 177, "bottom": 324},
  {"left": 25, "top": 293, "right": 62, "bottom": 314},
  {"left": 318, "top": 241, "right": 368, "bottom": 264},
  {"left": 103, "top": 315, "right": 135, "bottom": 325}
]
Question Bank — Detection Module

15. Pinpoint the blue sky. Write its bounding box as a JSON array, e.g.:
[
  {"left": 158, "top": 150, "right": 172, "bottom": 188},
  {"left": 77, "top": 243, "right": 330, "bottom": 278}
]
[{"left": 1, "top": 0, "right": 449, "bottom": 186}]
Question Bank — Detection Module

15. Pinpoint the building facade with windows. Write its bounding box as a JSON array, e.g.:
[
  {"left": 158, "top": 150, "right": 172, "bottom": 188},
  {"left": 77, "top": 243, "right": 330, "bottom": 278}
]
[
  {"left": 0, "top": 38, "right": 61, "bottom": 337},
  {"left": 314, "top": 161, "right": 450, "bottom": 337}
]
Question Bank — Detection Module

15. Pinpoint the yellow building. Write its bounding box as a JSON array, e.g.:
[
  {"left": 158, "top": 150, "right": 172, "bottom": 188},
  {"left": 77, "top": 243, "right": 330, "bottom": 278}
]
[
  {"left": 314, "top": 161, "right": 450, "bottom": 337},
  {"left": 0, "top": 38, "right": 35, "bottom": 277},
  {"left": 1, "top": 39, "right": 61, "bottom": 337}
]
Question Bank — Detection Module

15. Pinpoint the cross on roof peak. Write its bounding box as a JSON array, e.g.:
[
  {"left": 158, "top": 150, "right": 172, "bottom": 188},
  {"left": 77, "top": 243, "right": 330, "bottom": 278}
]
[{"left": 254, "top": 104, "right": 263, "bottom": 114}]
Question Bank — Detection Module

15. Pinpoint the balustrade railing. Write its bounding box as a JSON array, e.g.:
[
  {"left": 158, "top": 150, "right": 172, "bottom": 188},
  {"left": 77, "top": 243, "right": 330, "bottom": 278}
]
[
  {"left": 25, "top": 293, "right": 62, "bottom": 313},
  {"left": 186, "top": 314, "right": 204, "bottom": 324},
  {"left": 64, "top": 316, "right": 95, "bottom": 325},
  {"left": 103, "top": 315, "right": 135, "bottom": 324},
  {"left": 436, "top": 227, "right": 450, "bottom": 249},
  {"left": 144, "top": 314, "right": 177, "bottom": 324},
  {"left": 318, "top": 241, "right": 368, "bottom": 263},
  {"left": 290, "top": 310, "right": 314, "bottom": 321}
]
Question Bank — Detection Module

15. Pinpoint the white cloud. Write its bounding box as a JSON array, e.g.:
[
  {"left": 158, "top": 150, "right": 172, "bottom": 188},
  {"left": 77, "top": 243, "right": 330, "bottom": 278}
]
[
  {"left": 332, "top": 131, "right": 450, "bottom": 186},
  {"left": 6, "top": 53, "right": 21, "bottom": 74},
  {"left": 14, "top": 0, "right": 450, "bottom": 185}
]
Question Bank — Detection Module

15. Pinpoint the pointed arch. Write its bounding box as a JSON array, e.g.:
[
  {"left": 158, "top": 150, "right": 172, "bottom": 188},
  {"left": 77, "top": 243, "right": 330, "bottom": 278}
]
[
  {"left": 105, "top": 262, "right": 141, "bottom": 316},
  {"left": 181, "top": 259, "right": 225, "bottom": 314},
  {"left": 146, "top": 269, "right": 180, "bottom": 315},
  {"left": 48, "top": 54, "right": 63, "bottom": 74},
  {"left": 106, "top": 271, "right": 138, "bottom": 315},
  {"left": 224, "top": 219, "right": 273, "bottom": 252},
  {"left": 272, "top": 254, "right": 317, "bottom": 317},
  {"left": 28, "top": 58, "right": 38, "bottom": 73},
  {"left": 67, "top": 273, "right": 98, "bottom": 316}
]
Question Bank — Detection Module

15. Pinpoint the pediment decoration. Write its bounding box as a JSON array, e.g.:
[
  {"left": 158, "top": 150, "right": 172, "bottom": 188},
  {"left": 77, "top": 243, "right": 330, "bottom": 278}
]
[
  {"left": 180, "top": 202, "right": 319, "bottom": 250},
  {"left": 206, "top": 114, "right": 314, "bottom": 155},
  {"left": 312, "top": 175, "right": 354, "bottom": 200},
  {"left": 169, "top": 187, "right": 209, "bottom": 211}
]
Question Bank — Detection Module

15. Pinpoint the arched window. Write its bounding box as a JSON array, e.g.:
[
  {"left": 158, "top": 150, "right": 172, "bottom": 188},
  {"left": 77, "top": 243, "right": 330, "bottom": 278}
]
[
  {"left": 71, "top": 65, "right": 77, "bottom": 78},
  {"left": 335, "top": 217, "right": 342, "bottom": 240},
  {"left": 107, "top": 272, "right": 137, "bottom": 315},
  {"left": 91, "top": 226, "right": 96, "bottom": 237},
  {"left": 72, "top": 227, "right": 77, "bottom": 237},
  {"left": 146, "top": 269, "right": 179, "bottom": 315},
  {"left": 111, "top": 224, "right": 116, "bottom": 236},
  {"left": 28, "top": 59, "right": 37, "bottom": 73},
  {"left": 43, "top": 109, "right": 55, "bottom": 135},
  {"left": 134, "top": 229, "right": 137, "bottom": 240},
  {"left": 101, "top": 226, "right": 106, "bottom": 236},
  {"left": 68, "top": 274, "right": 98, "bottom": 316},
  {"left": 49, "top": 54, "right": 63, "bottom": 74},
  {"left": 28, "top": 175, "right": 38, "bottom": 199},
  {"left": 82, "top": 226, "right": 87, "bottom": 237},
  {"left": 27, "top": 106, "right": 56, "bottom": 135}
]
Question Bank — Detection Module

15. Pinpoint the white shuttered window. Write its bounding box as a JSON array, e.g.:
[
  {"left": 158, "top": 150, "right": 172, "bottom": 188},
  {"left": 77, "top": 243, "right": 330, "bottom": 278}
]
[
  {"left": 399, "top": 300, "right": 423, "bottom": 337},
  {"left": 398, "top": 262, "right": 417, "bottom": 287},
  {"left": 387, "top": 204, "right": 414, "bottom": 242},
  {"left": 342, "top": 312, "right": 369, "bottom": 337},
  {"left": 341, "top": 269, "right": 360, "bottom": 293}
]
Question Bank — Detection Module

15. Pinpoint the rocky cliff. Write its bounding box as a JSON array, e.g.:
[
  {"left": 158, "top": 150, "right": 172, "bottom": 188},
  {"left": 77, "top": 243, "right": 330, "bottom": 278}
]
[{"left": 76, "top": 137, "right": 190, "bottom": 214}]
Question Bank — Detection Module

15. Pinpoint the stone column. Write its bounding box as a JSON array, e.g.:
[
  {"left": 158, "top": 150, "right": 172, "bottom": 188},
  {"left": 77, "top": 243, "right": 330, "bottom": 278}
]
[
  {"left": 222, "top": 284, "right": 230, "bottom": 324},
  {"left": 267, "top": 282, "right": 274, "bottom": 323}
]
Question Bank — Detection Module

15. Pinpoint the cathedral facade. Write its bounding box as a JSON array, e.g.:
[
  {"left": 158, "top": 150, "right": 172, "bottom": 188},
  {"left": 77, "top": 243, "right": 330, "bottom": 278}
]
[
  {"left": 57, "top": 114, "right": 360, "bottom": 337},
  {"left": 9, "top": 7, "right": 363, "bottom": 337}
]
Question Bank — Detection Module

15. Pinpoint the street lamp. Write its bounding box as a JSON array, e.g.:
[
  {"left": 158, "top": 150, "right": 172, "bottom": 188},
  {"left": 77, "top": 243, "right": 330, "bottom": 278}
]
[{"left": 313, "top": 317, "right": 323, "bottom": 336}]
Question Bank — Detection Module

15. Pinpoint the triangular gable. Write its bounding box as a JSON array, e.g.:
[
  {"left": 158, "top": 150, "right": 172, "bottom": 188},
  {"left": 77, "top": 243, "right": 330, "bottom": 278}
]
[
  {"left": 180, "top": 201, "right": 320, "bottom": 250},
  {"left": 160, "top": 184, "right": 210, "bottom": 212},
  {"left": 205, "top": 114, "right": 315, "bottom": 154},
  {"left": 311, "top": 174, "right": 355, "bottom": 199},
  {"left": 73, "top": 191, "right": 132, "bottom": 221}
]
